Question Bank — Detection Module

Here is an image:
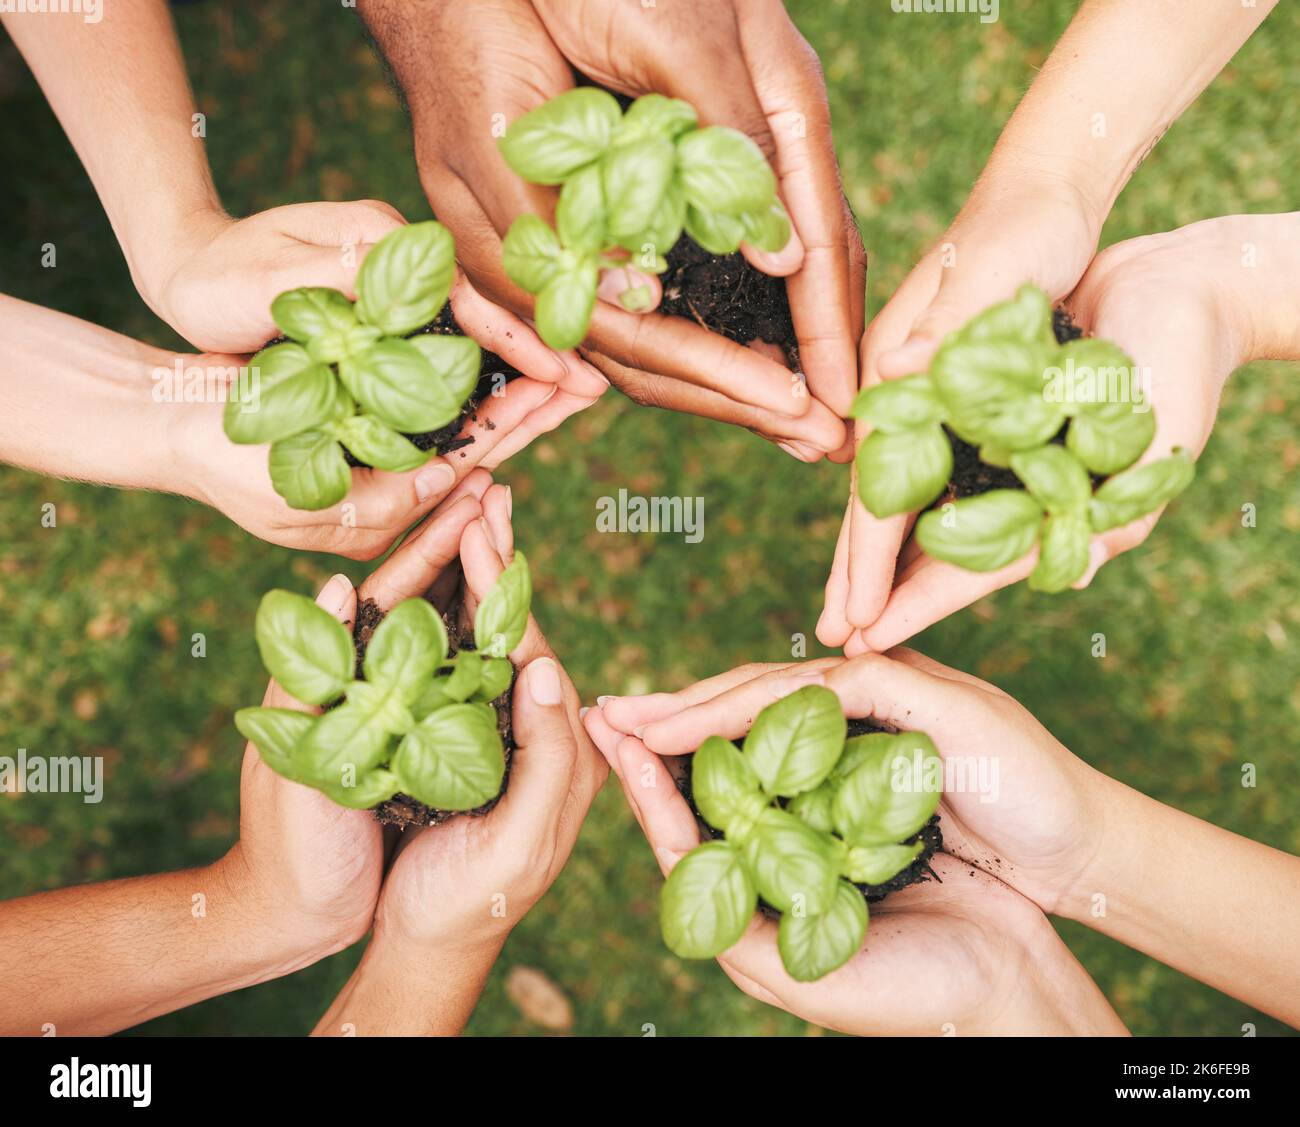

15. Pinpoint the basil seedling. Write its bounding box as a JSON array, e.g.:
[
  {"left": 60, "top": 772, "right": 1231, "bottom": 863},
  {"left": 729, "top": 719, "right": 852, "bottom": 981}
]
[
  {"left": 223, "top": 222, "right": 481, "bottom": 511},
  {"left": 498, "top": 89, "right": 790, "bottom": 350},
  {"left": 660, "top": 686, "right": 942, "bottom": 982},
  {"left": 234, "top": 552, "right": 531, "bottom": 813},
  {"left": 850, "top": 284, "right": 1195, "bottom": 590}
]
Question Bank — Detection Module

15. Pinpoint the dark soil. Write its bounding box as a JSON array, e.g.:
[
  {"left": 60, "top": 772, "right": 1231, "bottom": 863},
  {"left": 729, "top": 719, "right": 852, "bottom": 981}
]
[
  {"left": 677, "top": 716, "right": 943, "bottom": 909},
  {"left": 944, "top": 307, "right": 1084, "bottom": 499},
  {"left": 657, "top": 234, "right": 799, "bottom": 369},
  {"left": 348, "top": 595, "right": 516, "bottom": 829}
]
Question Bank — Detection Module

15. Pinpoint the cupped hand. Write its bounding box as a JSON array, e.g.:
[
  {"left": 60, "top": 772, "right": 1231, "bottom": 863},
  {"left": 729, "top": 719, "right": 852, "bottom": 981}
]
[
  {"left": 594, "top": 650, "right": 1109, "bottom": 914},
  {"left": 819, "top": 178, "right": 1103, "bottom": 647},
  {"left": 172, "top": 310, "right": 601, "bottom": 559},
  {"left": 361, "top": 0, "right": 847, "bottom": 460},
  {"left": 583, "top": 672, "right": 1123, "bottom": 1036},
  {"left": 839, "top": 215, "right": 1245, "bottom": 655},
  {"left": 356, "top": 480, "right": 609, "bottom": 953}
]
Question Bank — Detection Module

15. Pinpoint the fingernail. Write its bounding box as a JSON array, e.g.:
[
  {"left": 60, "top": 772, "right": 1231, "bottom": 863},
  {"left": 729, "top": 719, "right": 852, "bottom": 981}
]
[
  {"left": 504, "top": 486, "right": 513, "bottom": 518},
  {"left": 1073, "top": 540, "right": 1109, "bottom": 589},
  {"left": 316, "top": 573, "right": 352, "bottom": 614},
  {"left": 633, "top": 725, "right": 646, "bottom": 738},
  {"left": 579, "top": 705, "right": 591, "bottom": 721},
  {"left": 777, "top": 440, "right": 822, "bottom": 462},
  {"left": 414, "top": 461, "right": 456, "bottom": 503},
  {"left": 526, "top": 657, "right": 563, "bottom": 706},
  {"left": 597, "top": 695, "right": 616, "bottom": 708},
  {"left": 654, "top": 845, "right": 685, "bottom": 873},
  {"left": 597, "top": 268, "right": 656, "bottom": 312},
  {"left": 478, "top": 516, "right": 500, "bottom": 555}
]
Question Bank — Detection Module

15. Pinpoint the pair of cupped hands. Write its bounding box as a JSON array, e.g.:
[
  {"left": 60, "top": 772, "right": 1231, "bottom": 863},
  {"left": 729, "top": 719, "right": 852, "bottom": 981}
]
[{"left": 245, "top": 478, "right": 1122, "bottom": 1036}]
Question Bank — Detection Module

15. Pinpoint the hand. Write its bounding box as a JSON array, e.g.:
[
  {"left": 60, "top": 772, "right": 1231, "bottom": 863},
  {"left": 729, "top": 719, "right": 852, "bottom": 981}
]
[
  {"left": 171, "top": 279, "right": 604, "bottom": 559},
  {"left": 819, "top": 177, "right": 1104, "bottom": 647},
  {"left": 360, "top": 0, "right": 848, "bottom": 460},
  {"left": 529, "top": 0, "right": 866, "bottom": 423},
  {"left": 314, "top": 479, "right": 608, "bottom": 1034},
  {"left": 594, "top": 651, "right": 1113, "bottom": 914},
  {"left": 840, "top": 213, "right": 1259, "bottom": 655},
  {"left": 223, "top": 484, "right": 488, "bottom": 954},
  {"left": 583, "top": 661, "right": 1126, "bottom": 1036}
]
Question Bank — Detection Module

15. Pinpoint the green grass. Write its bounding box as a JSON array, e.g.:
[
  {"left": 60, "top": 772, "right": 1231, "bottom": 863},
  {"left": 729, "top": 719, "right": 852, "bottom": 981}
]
[{"left": 1, "top": 0, "right": 1297, "bottom": 1037}]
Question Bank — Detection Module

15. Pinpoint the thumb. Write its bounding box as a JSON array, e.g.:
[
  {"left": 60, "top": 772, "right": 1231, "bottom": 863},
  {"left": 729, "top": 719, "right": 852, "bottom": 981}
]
[
  {"left": 596, "top": 265, "right": 663, "bottom": 314},
  {"left": 877, "top": 269, "right": 1022, "bottom": 380},
  {"left": 492, "top": 657, "right": 579, "bottom": 843}
]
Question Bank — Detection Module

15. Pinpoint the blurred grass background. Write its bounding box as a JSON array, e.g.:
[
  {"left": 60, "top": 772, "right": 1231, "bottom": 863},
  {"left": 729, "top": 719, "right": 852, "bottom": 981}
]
[{"left": 1, "top": 0, "right": 1297, "bottom": 1036}]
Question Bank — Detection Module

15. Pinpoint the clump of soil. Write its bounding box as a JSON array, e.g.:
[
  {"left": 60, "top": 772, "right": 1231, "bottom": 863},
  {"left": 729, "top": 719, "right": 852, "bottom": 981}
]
[
  {"left": 944, "top": 308, "right": 1088, "bottom": 500},
  {"left": 657, "top": 234, "right": 800, "bottom": 369},
  {"left": 344, "top": 305, "right": 522, "bottom": 465},
  {"left": 349, "top": 595, "right": 516, "bottom": 829},
  {"left": 677, "top": 716, "right": 943, "bottom": 907}
]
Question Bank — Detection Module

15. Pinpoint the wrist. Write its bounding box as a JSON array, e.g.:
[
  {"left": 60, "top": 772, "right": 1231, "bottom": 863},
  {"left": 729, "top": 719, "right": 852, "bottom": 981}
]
[
  {"left": 315, "top": 924, "right": 504, "bottom": 1036},
  {"left": 131, "top": 203, "right": 230, "bottom": 327},
  {"left": 213, "top": 844, "right": 360, "bottom": 976}
]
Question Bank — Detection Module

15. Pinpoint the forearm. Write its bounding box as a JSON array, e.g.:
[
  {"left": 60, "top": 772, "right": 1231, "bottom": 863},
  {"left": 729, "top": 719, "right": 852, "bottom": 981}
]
[
  {"left": 313, "top": 929, "right": 502, "bottom": 1036},
  {"left": 979, "top": 0, "right": 1275, "bottom": 223},
  {"left": 2, "top": 0, "right": 222, "bottom": 303},
  {"left": 0, "top": 295, "right": 197, "bottom": 496},
  {"left": 1064, "top": 775, "right": 1300, "bottom": 1027},
  {"left": 0, "top": 852, "right": 334, "bottom": 1036}
]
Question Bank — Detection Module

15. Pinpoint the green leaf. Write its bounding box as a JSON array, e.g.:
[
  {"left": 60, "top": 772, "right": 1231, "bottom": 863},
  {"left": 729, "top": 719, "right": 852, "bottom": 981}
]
[
  {"left": 1068, "top": 402, "right": 1156, "bottom": 476},
  {"left": 392, "top": 702, "right": 505, "bottom": 810},
  {"left": 842, "top": 841, "right": 923, "bottom": 885},
  {"left": 786, "top": 783, "right": 836, "bottom": 835},
  {"left": 337, "top": 415, "right": 429, "bottom": 473},
  {"left": 1052, "top": 338, "right": 1142, "bottom": 415},
  {"left": 855, "top": 424, "right": 953, "bottom": 519},
  {"left": 441, "top": 649, "right": 483, "bottom": 702},
  {"left": 677, "top": 126, "right": 775, "bottom": 216},
  {"left": 930, "top": 336, "right": 1063, "bottom": 450},
  {"left": 914, "top": 490, "right": 1044, "bottom": 572},
  {"left": 268, "top": 429, "right": 352, "bottom": 511},
  {"left": 1029, "top": 509, "right": 1092, "bottom": 593},
  {"left": 743, "top": 684, "right": 846, "bottom": 797},
  {"left": 406, "top": 334, "right": 481, "bottom": 409},
  {"left": 622, "top": 178, "right": 686, "bottom": 262},
  {"left": 741, "top": 201, "right": 792, "bottom": 253},
  {"left": 691, "top": 736, "right": 764, "bottom": 834},
  {"left": 322, "top": 768, "right": 401, "bottom": 810},
  {"left": 271, "top": 287, "right": 357, "bottom": 342},
  {"left": 498, "top": 88, "right": 622, "bottom": 184},
  {"left": 1009, "top": 445, "right": 1091, "bottom": 513},
  {"left": 832, "top": 732, "right": 942, "bottom": 847},
  {"left": 473, "top": 657, "right": 514, "bottom": 703},
  {"left": 355, "top": 221, "right": 455, "bottom": 335},
  {"left": 363, "top": 598, "right": 448, "bottom": 703},
  {"left": 960, "top": 284, "right": 1055, "bottom": 349},
  {"left": 603, "top": 135, "right": 676, "bottom": 244},
  {"left": 777, "top": 879, "right": 868, "bottom": 982},
  {"left": 619, "top": 93, "right": 697, "bottom": 140},
  {"left": 341, "top": 338, "right": 464, "bottom": 432},
  {"left": 223, "top": 343, "right": 346, "bottom": 445},
  {"left": 410, "top": 681, "right": 455, "bottom": 721},
  {"left": 684, "top": 204, "right": 747, "bottom": 255},
  {"left": 1089, "top": 450, "right": 1196, "bottom": 532},
  {"left": 849, "top": 375, "right": 944, "bottom": 431},
  {"left": 741, "top": 808, "right": 839, "bottom": 916},
  {"left": 555, "top": 164, "right": 607, "bottom": 253},
  {"left": 293, "top": 692, "right": 400, "bottom": 788},
  {"left": 474, "top": 550, "right": 532, "bottom": 658},
  {"left": 660, "top": 841, "right": 757, "bottom": 960},
  {"left": 535, "top": 264, "right": 598, "bottom": 351},
  {"left": 254, "top": 589, "right": 354, "bottom": 706},
  {"left": 502, "top": 214, "right": 564, "bottom": 294},
  {"left": 306, "top": 323, "right": 384, "bottom": 366},
  {"left": 234, "top": 706, "right": 313, "bottom": 780}
]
